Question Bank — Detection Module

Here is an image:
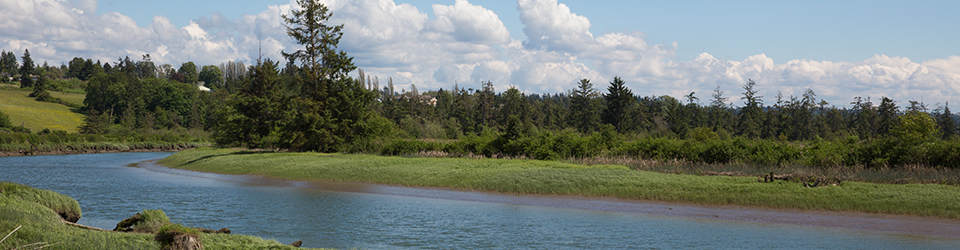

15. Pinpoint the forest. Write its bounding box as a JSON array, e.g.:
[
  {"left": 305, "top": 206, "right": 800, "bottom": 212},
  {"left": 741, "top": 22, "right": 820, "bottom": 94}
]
[{"left": 1, "top": 1, "right": 958, "bottom": 174}]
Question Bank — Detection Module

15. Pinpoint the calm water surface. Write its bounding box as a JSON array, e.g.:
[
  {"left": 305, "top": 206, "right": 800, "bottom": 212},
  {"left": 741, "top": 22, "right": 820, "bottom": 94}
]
[{"left": 2, "top": 152, "right": 959, "bottom": 249}]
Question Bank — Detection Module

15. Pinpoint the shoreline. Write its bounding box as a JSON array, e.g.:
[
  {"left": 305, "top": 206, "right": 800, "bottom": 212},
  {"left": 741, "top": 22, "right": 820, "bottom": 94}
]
[
  {"left": 0, "top": 145, "right": 206, "bottom": 157},
  {"left": 141, "top": 159, "right": 960, "bottom": 238}
]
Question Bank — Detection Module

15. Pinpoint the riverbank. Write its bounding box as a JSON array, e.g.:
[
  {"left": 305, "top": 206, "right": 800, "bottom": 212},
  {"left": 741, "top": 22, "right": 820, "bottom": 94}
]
[
  {"left": 159, "top": 148, "right": 960, "bottom": 221},
  {"left": 0, "top": 182, "right": 320, "bottom": 249},
  {"left": 0, "top": 142, "right": 210, "bottom": 157}
]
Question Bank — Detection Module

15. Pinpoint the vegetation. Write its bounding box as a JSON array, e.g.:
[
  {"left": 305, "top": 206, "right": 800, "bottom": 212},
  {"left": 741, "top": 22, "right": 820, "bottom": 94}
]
[
  {"left": 160, "top": 148, "right": 960, "bottom": 219},
  {"left": 0, "top": 86, "right": 83, "bottom": 133},
  {"left": 0, "top": 182, "right": 318, "bottom": 249}
]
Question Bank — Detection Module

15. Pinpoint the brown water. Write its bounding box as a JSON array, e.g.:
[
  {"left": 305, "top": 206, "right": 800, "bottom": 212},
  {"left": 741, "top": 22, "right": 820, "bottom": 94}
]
[{"left": 3, "top": 152, "right": 959, "bottom": 249}]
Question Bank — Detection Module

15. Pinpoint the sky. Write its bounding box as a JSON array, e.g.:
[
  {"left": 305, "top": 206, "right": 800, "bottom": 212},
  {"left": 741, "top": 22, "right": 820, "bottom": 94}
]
[{"left": 2, "top": 0, "right": 959, "bottom": 108}]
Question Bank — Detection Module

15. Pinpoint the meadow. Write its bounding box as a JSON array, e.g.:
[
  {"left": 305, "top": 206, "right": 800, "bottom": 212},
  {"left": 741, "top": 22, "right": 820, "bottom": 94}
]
[
  {"left": 0, "top": 85, "right": 83, "bottom": 133},
  {"left": 159, "top": 147, "right": 960, "bottom": 219}
]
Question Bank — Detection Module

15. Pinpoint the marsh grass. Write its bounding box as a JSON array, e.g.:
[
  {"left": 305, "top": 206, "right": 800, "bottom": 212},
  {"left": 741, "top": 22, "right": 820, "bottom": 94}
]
[
  {"left": 160, "top": 148, "right": 960, "bottom": 219},
  {"left": 568, "top": 156, "right": 960, "bottom": 186},
  {"left": 0, "top": 182, "right": 81, "bottom": 222},
  {"left": 0, "top": 183, "right": 324, "bottom": 249}
]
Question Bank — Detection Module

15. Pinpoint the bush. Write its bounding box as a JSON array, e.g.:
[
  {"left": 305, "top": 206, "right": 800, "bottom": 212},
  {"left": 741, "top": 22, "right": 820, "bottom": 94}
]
[{"left": 380, "top": 139, "right": 443, "bottom": 156}]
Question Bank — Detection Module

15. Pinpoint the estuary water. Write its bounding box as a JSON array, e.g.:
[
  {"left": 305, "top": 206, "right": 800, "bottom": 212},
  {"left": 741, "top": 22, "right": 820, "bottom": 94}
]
[{"left": 2, "top": 152, "right": 959, "bottom": 249}]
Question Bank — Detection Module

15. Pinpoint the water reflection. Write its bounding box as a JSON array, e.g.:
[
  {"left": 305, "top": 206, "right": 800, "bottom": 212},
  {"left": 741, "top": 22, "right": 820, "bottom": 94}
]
[{"left": 2, "top": 152, "right": 959, "bottom": 249}]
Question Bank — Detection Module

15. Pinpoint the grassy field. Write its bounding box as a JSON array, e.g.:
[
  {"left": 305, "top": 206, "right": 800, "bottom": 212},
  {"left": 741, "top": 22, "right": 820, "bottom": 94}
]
[
  {"left": 0, "top": 87, "right": 84, "bottom": 133},
  {"left": 159, "top": 147, "right": 960, "bottom": 219},
  {"left": 0, "top": 182, "right": 319, "bottom": 249},
  {"left": 48, "top": 91, "right": 86, "bottom": 107}
]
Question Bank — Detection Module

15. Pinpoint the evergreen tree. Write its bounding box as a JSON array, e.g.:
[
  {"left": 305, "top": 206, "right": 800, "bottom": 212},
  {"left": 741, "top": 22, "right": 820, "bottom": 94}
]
[
  {"left": 278, "top": 0, "right": 376, "bottom": 152},
  {"left": 0, "top": 50, "right": 17, "bottom": 79},
  {"left": 738, "top": 79, "right": 763, "bottom": 138},
  {"left": 937, "top": 103, "right": 957, "bottom": 139},
  {"left": 569, "top": 79, "right": 600, "bottom": 133},
  {"left": 602, "top": 76, "right": 635, "bottom": 133},
  {"left": 19, "top": 49, "right": 35, "bottom": 88}
]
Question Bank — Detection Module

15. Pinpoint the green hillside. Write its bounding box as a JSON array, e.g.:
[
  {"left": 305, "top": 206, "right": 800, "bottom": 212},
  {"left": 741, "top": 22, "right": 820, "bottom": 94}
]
[{"left": 0, "top": 85, "right": 85, "bottom": 133}]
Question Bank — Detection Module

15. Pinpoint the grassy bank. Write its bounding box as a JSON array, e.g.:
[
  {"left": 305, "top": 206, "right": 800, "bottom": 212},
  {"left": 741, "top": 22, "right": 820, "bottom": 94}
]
[
  {"left": 0, "top": 182, "right": 317, "bottom": 249},
  {"left": 0, "top": 87, "right": 83, "bottom": 133},
  {"left": 160, "top": 147, "right": 960, "bottom": 219}
]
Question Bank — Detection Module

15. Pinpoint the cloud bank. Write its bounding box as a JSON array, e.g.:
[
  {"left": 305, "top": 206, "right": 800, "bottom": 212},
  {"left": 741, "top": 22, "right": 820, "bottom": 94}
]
[{"left": 1, "top": 0, "right": 958, "bottom": 107}]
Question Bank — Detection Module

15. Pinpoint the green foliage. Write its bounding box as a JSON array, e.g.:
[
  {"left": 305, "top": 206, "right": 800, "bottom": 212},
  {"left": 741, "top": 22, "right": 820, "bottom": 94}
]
[
  {"left": 198, "top": 65, "right": 224, "bottom": 89},
  {"left": 602, "top": 76, "right": 636, "bottom": 132},
  {"left": 135, "top": 209, "right": 171, "bottom": 233},
  {"left": 271, "top": 0, "right": 376, "bottom": 152},
  {"left": 214, "top": 59, "right": 285, "bottom": 148},
  {"left": 381, "top": 139, "right": 443, "bottom": 155},
  {"left": 569, "top": 79, "right": 601, "bottom": 133},
  {"left": 177, "top": 62, "right": 198, "bottom": 83},
  {"left": 0, "top": 109, "right": 11, "bottom": 128},
  {"left": 0, "top": 50, "right": 18, "bottom": 77},
  {"left": 18, "top": 49, "right": 34, "bottom": 88}
]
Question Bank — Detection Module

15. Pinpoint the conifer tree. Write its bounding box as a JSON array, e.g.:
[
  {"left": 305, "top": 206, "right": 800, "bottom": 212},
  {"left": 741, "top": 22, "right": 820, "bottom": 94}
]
[{"left": 19, "top": 49, "right": 35, "bottom": 88}]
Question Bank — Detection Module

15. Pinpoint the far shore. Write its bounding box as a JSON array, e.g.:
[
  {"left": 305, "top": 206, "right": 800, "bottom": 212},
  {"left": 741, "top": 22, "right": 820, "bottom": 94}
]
[
  {"left": 0, "top": 144, "right": 207, "bottom": 157},
  {"left": 153, "top": 148, "right": 960, "bottom": 238}
]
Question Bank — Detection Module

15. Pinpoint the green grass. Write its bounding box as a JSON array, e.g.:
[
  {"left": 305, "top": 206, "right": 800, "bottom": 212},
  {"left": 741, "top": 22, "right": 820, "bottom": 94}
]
[
  {"left": 0, "top": 182, "right": 324, "bottom": 249},
  {"left": 1, "top": 182, "right": 81, "bottom": 222},
  {"left": 160, "top": 147, "right": 960, "bottom": 219},
  {"left": 0, "top": 88, "right": 83, "bottom": 133},
  {"left": 48, "top": 91, "right": 85, "bottom": 107}
]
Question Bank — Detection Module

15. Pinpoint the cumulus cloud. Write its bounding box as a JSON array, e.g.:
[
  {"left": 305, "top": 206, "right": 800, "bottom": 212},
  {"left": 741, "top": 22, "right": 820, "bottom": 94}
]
[{"left": 1, "top": 0, "right": 958, "bottom": 106}]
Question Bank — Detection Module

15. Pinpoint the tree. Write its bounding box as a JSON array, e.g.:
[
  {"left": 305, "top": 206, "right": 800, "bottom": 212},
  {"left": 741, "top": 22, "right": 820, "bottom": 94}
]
[
  {"left": 177, "top": 62, "right": 198, "bottom": 83},
  {"left": 67, "top": 57, "right": 85, "bottom": 78},
  {"left": 198, "top": 65, "right": 224, "bottom": 89},
  {"left": 569, "top": 78, "right": 600, "bottom": 133},
  {"left": 0, "top": 50, "right": 17, "bottom": 79},
  {"left": 19, "top": 49, "right": 35, "bottom": 88},
  {"left": 738, "top": 79, "right": 763, "bottom": 138},
  {"left": 936, "top": 103, "right": 957, "bottom": 139},
  {"left": 708, "top": 85, "right": 733, "bottom": 133},
  {"left": 602, "top": 76, "right": 635, "bottom": 132},
  {"left": 277, "top": 0, "right": 376, "bottom": 152}
]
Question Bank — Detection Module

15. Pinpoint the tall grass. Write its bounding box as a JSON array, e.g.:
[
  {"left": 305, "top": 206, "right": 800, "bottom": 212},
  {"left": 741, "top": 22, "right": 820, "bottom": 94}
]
[
  {"left": 161, "top": 148, "right": 960, "bottom": 219},
  {"left": 0, "top": 182, "right": 81, "bottom": 222}
]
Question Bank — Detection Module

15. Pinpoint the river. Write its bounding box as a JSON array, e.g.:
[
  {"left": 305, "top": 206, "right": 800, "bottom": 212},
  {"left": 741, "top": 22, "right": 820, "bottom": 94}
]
[{"left": 2, "top": 152, "right": 959, "bottom": 249}]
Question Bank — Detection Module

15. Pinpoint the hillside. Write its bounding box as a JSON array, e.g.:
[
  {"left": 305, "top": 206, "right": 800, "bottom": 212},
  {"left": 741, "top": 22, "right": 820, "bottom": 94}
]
[{"left": 0, "top": 84, "right": 85, "bottom": 133}]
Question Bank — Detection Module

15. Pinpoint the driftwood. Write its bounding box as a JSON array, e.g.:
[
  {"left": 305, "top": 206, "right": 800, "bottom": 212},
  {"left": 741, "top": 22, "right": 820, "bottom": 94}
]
[
  {"left": 758, "top": 172, "right": 843, "bottom": 187},
  {"left": 758, "top": 172, "right": 800, "bottom": 183},
  {"left": 114, "top": 213, "right": 143, "bottom": 232},
  {"left": 197, "top": 227, "right": 231, "bottom": 234},
  {"left": 63, "top": 220, "right": 108, "bottom": 231}
]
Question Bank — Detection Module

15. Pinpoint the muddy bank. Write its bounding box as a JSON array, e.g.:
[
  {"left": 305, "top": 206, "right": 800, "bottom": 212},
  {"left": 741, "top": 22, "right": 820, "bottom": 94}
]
[
  {"left": 0, "top": 145, "right": 206, "bottom": 157},
  {"left": 139, "top": 160, "right": 960, "bottom": 238}
]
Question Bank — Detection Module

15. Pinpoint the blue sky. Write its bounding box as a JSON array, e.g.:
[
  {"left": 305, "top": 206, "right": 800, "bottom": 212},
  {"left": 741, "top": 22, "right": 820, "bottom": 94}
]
[{"left": 4, "top": 0, "right": 960, "bottom": 106}]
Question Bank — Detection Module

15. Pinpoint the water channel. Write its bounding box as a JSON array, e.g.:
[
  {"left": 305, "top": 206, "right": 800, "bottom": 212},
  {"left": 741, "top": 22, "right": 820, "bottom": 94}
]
[{"left": 2, "top": 152, "right": 959, "bottom": 249}]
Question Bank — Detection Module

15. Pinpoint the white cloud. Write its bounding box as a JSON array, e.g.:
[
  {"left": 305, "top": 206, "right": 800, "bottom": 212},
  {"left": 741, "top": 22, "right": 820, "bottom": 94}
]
[{"left": 0, "top": 0, "right": 958, "bottom": 107}]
